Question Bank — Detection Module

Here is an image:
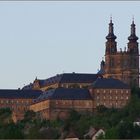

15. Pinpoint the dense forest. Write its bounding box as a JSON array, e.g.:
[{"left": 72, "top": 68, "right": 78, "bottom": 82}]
[{"left": 0, "top": 88, "right": 140, "bottom": 139}]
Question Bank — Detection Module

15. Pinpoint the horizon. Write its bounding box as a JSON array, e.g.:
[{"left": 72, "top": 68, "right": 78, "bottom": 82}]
[{"left": 0, "top": 1, "right": 140, "bottom": 89}]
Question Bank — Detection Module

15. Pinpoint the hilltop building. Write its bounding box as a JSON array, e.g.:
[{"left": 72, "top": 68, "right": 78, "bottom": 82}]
[
  {"left": 30, "top": 77, "right": 130, "bottom": 120},
  {"left": 0, "top": 18, "right": 137, "bottom": 121},
  {"left": 103, "top": 18, "right": 139, "bottom": 87}
]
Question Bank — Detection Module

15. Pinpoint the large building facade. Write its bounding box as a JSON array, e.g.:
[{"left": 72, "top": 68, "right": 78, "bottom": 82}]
[
  {"left": 103, "top": 18, "right": 139, "bottom": 87},
  {"left": 0, "top": 90, "right": 42, "bottom": 122},
  {"left": 30, "top": 78, "right": 131, "bottom": 120}
]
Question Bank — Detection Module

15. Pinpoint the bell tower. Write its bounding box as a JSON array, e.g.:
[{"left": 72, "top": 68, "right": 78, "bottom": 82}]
[
  {"left": 105, "top": 17, "right": 117, "bottom": 55},
  {"left": 127, "top": 18, "right": 139, "bottom": 87},
  {"left": 105, "top": 17, "right": 117, "bottom": 77}
]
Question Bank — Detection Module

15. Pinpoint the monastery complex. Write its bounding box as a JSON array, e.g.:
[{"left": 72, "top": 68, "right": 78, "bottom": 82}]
[{"left": 0, "top": 18, "right": 138, "bottom": 121}]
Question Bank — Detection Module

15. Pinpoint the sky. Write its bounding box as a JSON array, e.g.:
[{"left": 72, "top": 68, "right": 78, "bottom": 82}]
[{"left": 0, "top": 1, "right": 140, "bottom": 89}]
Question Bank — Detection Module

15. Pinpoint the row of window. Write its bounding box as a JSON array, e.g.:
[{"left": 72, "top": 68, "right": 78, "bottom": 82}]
[
  {"left": 55, "top": 101, "right": 91, "bottom": 106},
  {"left": 96, "top": 89, "right": 129, "bottom": 94},
  {"left": 96, "top": 96, "right": 129, "bottom": 100},
  {"left": 97, "top": 102, "right": 125, "bottom": 107},
  {"left": 60, "top": 84, "right": 88, "bottom": 88},
  {"left": 0, "top": 100, "right": 30, "bottom": 104}
]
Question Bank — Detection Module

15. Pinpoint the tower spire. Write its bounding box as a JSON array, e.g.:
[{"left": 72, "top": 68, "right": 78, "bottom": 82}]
[
  {"left": 132, "top": 15, "right": 134, "bottom": 24},
  {"left": 106, "top": 16, "right": 117, "bottom": 40},
  {"left": 105, "top": 17, "right": 117, "bottom": 54},
  {"left": 110, "top": 15, "right": 112, "bottom": 23},
  {"left": 128, "top": 17, "right": 138, "bottom": 41}
]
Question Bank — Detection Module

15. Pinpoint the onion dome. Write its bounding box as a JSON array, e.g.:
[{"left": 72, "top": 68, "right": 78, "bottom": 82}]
[
  {"left": 128, "top": 19, "right": 138, "bottom": 41},
  {"left": 106, "top": 17, "right": 117, "bottom": 40}
]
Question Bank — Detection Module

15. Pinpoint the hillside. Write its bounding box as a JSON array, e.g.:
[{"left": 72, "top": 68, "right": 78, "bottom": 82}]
[{"left": 0, "top": 88, "right": 140, "bottom": 139}]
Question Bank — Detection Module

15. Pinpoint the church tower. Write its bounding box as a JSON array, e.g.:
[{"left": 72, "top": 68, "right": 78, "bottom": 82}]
[
  {"left": 127, "top": 19, "right": 139, "bottom": 87},
  {"left": 104, "top": 18, "right": 139, "bottom": 87},
  {"left": 104, "top": 18, "right": 117, "bottom": 78}
]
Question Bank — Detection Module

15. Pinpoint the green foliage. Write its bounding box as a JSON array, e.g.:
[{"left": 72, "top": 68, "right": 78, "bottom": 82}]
[
  {"left": 0, "top": 123, "right": 24, "bottom": 139},
  {"left": 96, "top": 105, "right": 108, "bottom": 113},
  {"left": 0, "top": 108, "right": 11, "bottom": 115},
  {"left": 24, "top": 110, "right": 36, "bottom": 121},
  {"left": 0, "top": 108, "right": 12, "bottom": 126},
  {"left": 105, "top": 127, "right": 118, "bottom": 139},
  {"left": 26, "top": 125, "right": 41, "bottom": 139}
]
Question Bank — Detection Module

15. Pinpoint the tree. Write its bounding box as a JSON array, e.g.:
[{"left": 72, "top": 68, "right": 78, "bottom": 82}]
[
  {"left": 0, "top": 123, "right": 24, "bottom": 139},
  {"left": 117, "top": 121, "right": 133, "bottom": 139},
  {"left": 24, "top": 110, "right": 36, "bottom": 121},
  {"left": 105, "top": 127, "right": 118, "bottom": 139}
]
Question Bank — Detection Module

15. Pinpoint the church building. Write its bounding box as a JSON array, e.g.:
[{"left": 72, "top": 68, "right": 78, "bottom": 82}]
[{"left": 102, "top": 18, "right": 139, "bottom": 87}]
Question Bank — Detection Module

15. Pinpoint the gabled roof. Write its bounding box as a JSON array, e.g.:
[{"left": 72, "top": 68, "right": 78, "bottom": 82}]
[
  {"left": 91, "top": 78, "right": 130, "bottom": 89},
  {"left": 35, "top": 88, "right": 92, "bottom": 102},
  {"left": 0, "top": 90, "right": 42, "bottom": 99}
]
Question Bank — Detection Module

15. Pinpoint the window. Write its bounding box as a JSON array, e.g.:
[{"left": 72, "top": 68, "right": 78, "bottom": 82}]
[
  {"left": 103, "top": 90, "right": 106, "bottom": 93},
  {"left": 97, "top": 90, "right": 99, "bottom": 93},
  {"left": 116, "top": 90, "right": 118, "bottom": 93},
  {"left": 86, "top": 102, "right": 90, "bottom": 106},
  {"left": 126, "top": 90, "right": 129, "bottom": 93},
  {"left": 110, "top": 58, "right": 114, "bottom": 67},
  {"left": 110, "top": 90, "right": 112, "bottom": 93},
  {"left": 104, "top": 96, "right": 106, "bottom": 99},
  {"left": 110, "top": 96, "right": 112, "bottom": 99},
  {"left": 121, "top": 90, "right": 123, "bottom": 93},
  {"left": 116, "top": 96, "right": 118, "bottom": 99},
  {"left": 126, "top": 96, "right": 129, "bottom": 100}
]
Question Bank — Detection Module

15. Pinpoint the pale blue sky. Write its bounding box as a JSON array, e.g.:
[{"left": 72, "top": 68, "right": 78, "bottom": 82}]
[{"left": 0, "top": 1, "right": 140, "bottom": 89}]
